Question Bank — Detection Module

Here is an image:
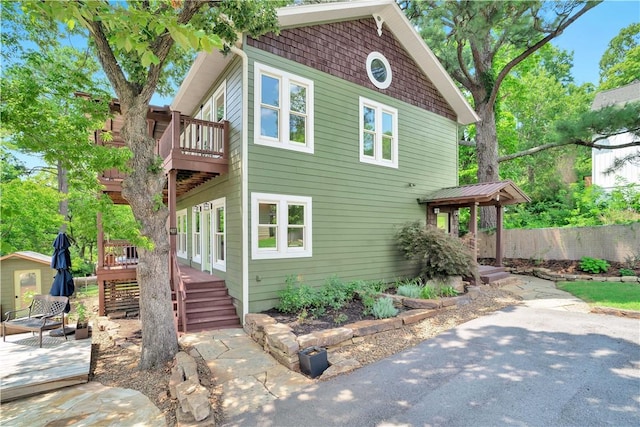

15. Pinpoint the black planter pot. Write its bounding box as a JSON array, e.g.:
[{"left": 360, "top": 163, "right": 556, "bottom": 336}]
[{"left": 298, "top": 346, "right": 328, "bottom": 378}]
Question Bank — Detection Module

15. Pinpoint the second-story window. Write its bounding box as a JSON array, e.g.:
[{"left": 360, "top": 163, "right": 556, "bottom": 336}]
[
  {"left": 359, "top": 97, "right": 398, "bottom": 168},
  {"left": 254, "top": 63, "right": 314, "bottom": 154}
]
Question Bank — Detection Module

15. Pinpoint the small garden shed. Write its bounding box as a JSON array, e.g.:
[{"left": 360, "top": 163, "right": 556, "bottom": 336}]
[{"left": 0, "top": 251, "right": 54, "bottom": 317}]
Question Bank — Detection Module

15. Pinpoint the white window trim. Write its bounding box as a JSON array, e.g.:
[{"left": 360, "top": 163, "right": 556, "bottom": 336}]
[
  {"left": 359, "top": 97, "right": 398, "bottom": 169},
  {"left": 254, "top": 62, "right": 314, "bottom": 154},
  {"left": 211, "top": 197, "right": 226, "bottom": 271},
  {"left": 192, "top": 206, "right": 202, "bottom": 264},
  {"left": 251, "top": 192, "right": 313, "bottom": 260},
  {"left": 177, "top": 208, "right": 188, "bottom": 259},
  {"left": 366, "top": 51, "right": 392, "bottom": 89},
  {"left": 212, "top": 80, "right": 227, "bottom": 121}
]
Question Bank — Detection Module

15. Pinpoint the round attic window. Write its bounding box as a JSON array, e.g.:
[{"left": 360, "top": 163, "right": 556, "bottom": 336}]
[{"left": 366, "top": 52, "right": 392, "bottom": 89}]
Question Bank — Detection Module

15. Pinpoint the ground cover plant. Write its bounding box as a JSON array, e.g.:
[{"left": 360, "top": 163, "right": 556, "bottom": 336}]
[
  {"left": 556, "top": 281, "right": 640, "bottom": 311},
  {"left": 276, "top": 275, "right": 390, "bottom": 321},
  {"left": 579, "top": 257, "right": 610, "bottom": 274}
]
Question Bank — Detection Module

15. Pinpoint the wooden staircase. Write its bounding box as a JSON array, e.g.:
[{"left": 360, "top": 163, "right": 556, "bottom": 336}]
[
  {"left": 479, "top": 265, "right": 510, "bottom": 284},
  {"left": 174, "top": 266, "right": 241, "bottom": 333}
]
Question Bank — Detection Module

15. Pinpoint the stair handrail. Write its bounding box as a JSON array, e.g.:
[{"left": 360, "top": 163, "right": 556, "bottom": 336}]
[{"left": 171, "top": 252, "right": 187, "bottom": 334}]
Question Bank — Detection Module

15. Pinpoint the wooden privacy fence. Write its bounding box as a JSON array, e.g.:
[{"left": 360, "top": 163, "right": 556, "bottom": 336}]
[{"left": 477, "top": 223, "right": 640, "bottom": 263}]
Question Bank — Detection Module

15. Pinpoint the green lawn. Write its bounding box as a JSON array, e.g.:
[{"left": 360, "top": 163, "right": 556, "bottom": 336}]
[{"left": 557, "top": 281, "right": 640, "bottom": 311}]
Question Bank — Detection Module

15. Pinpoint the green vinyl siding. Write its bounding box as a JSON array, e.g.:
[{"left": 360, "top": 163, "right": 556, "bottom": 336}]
[
  {"left": 176, "top": 57, "right": 244, "bottom": 304},
  {"left": 245, "top": 47, "right": 458, "bottom": 312}
]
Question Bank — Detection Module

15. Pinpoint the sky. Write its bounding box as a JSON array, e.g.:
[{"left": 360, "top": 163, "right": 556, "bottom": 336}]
[
  {"left": 551, "top": 0, "right": 640, "bottom": 86},
  {"left": 12, "top": 0, "right": 640, "bottom": 169}
]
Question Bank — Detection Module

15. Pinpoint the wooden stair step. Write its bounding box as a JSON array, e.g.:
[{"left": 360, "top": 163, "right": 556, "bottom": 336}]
[
  {"left": 186, "top": 305, "right": 237, "bottom": 315},
  {"left": 186, "top": 313, "right": 241, "bottom": 325}
]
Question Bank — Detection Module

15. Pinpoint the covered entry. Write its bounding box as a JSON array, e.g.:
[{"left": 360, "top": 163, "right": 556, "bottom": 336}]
[{"left": 418, "top": 180, "right": 530, "bottom": 267}]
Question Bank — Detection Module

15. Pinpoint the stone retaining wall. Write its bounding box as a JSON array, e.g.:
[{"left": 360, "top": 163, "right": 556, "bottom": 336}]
[
  {"left": 508, "top": 267, "right": 640, "bottom": 283},
  {"left": 244, "top": 287, "right": 497, "bottom": 379}
]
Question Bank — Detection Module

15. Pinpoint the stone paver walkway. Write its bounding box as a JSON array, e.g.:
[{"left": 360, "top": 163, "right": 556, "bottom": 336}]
[
  {"left": 0, "top": 381, "right": 165, "bottom": 426},
  {"left": 179, "top": 328, "right": 313, "bottom": 419}
]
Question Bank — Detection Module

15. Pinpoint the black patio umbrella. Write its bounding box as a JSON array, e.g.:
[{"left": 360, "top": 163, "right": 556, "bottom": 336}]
[{"left": 49, "top": 232, "right": 75, "bottom": 315}]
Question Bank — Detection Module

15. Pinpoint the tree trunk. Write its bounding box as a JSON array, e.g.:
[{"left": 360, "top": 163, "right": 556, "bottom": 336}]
[
  {"left": 120, "top": 98, "right": 178, "bottom": 369},
  {"left": 474, "top": 101, "right": 499, "bottom": 229}
]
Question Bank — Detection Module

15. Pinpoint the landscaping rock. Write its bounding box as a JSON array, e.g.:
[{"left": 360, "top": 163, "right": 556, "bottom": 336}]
[
  {"left": 264, "top": 323, "right": 299, "bottom": 356},
  {"left": 320, "top": 359, "right": 361, "bottom": 380},
  {"left": 403, "top": 297, "right": 441, "bottom": 309},
  {"left": 298, "top": 327, "right": 353, "bottom": 348},
  {"left": 397, "top": 309, "right": 437, "bottom": 324},
  {"left": 344, "top": 318, "right": 401, "bottom": 337},
  {"left": 176, "top": 351, "right": 198, "bottom": 380}
]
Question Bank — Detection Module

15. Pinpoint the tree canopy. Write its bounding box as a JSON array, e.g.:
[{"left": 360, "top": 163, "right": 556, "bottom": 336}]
[
  {"left": 402, "top": 0, "right": 601, "bottom": 227},
  {"left": 12, "top": 0, "right": 282, "bottom": 369}
]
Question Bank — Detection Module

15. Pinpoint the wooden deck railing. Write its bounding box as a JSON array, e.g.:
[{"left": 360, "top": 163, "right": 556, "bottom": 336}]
[
  {"left": 157, "top": 111, "right": 229, "bottom": 161},
  {"left": 99, "top": 240, "right": 138, "bottom": 269},
  {"left": 171, "top": 252, "right": 187, "bottom": 334}
]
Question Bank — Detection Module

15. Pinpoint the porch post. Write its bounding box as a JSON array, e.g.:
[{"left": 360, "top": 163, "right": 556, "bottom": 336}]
[
  {"left": 496, "top": 205, "right": 504, "bottom": 267},
  {"left": 97, "top": 211, "right": 105, "bottom": 316},
  {"left": 469, "top": 202, "right": 478, "bottom": 262},
  {"left": 168, "top": 169, "right": 177, "bottom": 288}
]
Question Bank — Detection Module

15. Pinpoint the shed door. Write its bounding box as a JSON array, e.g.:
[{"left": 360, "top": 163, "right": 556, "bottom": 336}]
[{"left": 14, "top": 269, "right": 42, "bottom": 310}]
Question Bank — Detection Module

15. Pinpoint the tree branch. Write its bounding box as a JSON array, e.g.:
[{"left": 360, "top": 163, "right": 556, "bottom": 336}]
[
  {"left": 142, "top": 0, "right": 208, "bottom": 103},
  {"left": 488, "top": 1, "right": 601, "bottom": 108},
  {"left": 498, "top": 138, "right": 640, "bottom": 163},
  {"left": 80, "top": 6, "right": 134, "bottom": 103}
]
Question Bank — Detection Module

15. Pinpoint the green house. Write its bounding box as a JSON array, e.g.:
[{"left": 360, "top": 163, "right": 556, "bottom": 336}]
[
  {"left": 0, "top": 251, "right": 55, "bottom": 317},
  {"left": 96, "top": 0, "right": 478, "bottom": 330}
]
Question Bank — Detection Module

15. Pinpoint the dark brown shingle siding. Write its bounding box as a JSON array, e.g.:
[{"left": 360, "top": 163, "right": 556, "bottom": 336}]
[{"left": 248, "top": 19, "right": 457, "bottom": 121}]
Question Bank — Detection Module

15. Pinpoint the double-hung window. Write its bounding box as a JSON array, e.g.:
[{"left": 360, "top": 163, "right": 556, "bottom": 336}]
[
  {"left": 177, "top": 209, "right": 188, "bottom": 259},
  {"left": 359, "top": 97, "right": 398, "bottom": 168},
  {"left": 211, "top": 197, "right": 226, "bottom": 271},
  {"left": 254, "top": 63, "right": 314, "bottom": 154},
  {"left": 251, "top": 193, "right": 312, "bottom": 259},
  {"left": 192, "top": 207, "right": 202, "bottom": 263}
]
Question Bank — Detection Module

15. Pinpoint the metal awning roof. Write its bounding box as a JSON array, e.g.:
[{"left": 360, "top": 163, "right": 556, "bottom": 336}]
[{"left": 418, "top": 180, "right": 531, "bottom": 207}]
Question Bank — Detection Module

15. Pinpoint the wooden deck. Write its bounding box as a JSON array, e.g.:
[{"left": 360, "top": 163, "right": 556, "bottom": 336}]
[{"left": 0, "top": 331, "right": 92, "bottom": 402}]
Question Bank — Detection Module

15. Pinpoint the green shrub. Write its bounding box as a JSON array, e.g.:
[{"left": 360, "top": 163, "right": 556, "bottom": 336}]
[
  {"left": 371, "top": 297, "right": 398, "bottom": 319},
  {"left": 619, "top": 268, "right": 636, "bottom": 277},
  {"left": 438, "top": 285, "right": 458, "bottom": 297},
  {"left": 277, "top": 275, "right": 317, "bottom": 314},
  {"left": 395, "top": 222, "right": 478, "bottom": 281},
  {"left": 579, "top": 257, "right": 610, "bottom": 274},
  {"left": 397, "top": 283, "right": 423, "bottom": 298},
  {"left": 421, "top": 285, "right": 438, "bottom": 299}
]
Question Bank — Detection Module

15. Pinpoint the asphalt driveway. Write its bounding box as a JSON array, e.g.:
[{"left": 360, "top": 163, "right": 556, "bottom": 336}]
[{"left": 225, "top": 304, "right": 640, "bottom": 426}]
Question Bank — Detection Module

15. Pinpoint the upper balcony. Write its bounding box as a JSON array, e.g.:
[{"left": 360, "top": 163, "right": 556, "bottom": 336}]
[{"left": 96, "top": 105, "right": 229, "bottom": 204}]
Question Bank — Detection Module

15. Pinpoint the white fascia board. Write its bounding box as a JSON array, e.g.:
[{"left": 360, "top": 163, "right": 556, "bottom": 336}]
[{"left": 171, "top": 50, "right": 231, "bottom": 115}]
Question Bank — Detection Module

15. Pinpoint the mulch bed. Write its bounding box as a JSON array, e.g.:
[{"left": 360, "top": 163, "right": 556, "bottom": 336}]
[{"left": 262, "top": 298, "right": 379, "bottom": 336}]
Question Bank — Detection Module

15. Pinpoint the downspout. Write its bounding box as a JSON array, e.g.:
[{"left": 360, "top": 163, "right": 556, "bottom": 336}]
[{"left": 230, "top": 43, "right": 250, "bottom": 323}]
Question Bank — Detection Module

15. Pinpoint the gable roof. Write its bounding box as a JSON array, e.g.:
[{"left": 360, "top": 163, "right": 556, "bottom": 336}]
[
  {"left": 172, "top": 0, "right": 478, "bottom": 125},
  {"left": 591, "top": 81, "right": 640, "bottom": 110},
  {"left": 418, "top": 180, "right": 531, "bottom": 207},
  {"left": 0, "top": 251, "right": 52, "bottom": 266}
]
